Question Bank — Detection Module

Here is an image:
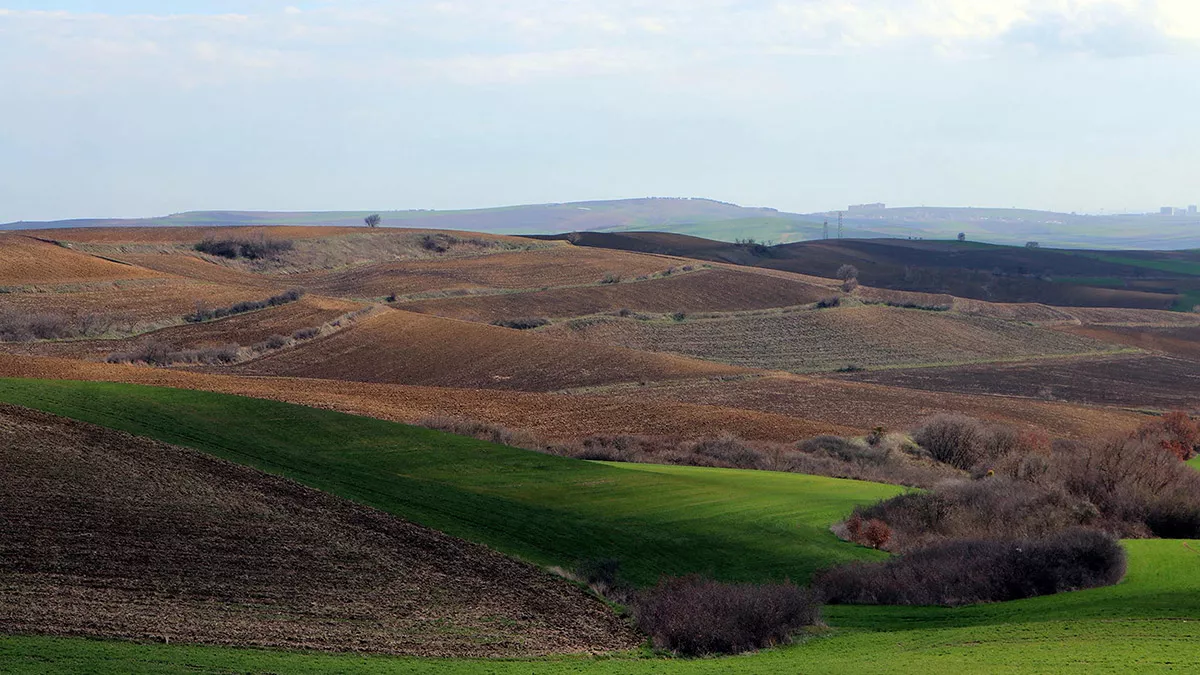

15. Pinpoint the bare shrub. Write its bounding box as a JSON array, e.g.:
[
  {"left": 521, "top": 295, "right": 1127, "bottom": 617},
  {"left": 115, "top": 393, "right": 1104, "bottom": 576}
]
[
  {"left": 634, "top": 576, "right": 820, "bottom": 656},
  {"left": 292, "top": 326, "right": 321, "bottom": 341},
  {"left": 195, "top": 237, "right": 293, "bottom": 260},
  {"left": 815, "top": 297, "right": 841, "bottom": 309},
  {"left": 912, "top": 414, "right": 991, "bottom": 471},
  {"left": 0, "top": 309, "right": 133, "bottom": 342},
  {"left": 841, "top": 278, "right": 859, "bottom": 293},
  {"left": 600, "top": 272, "right": 621, "bottom": 284},
  {"left": 491, "top": 317, "right": 550, "bottom": 330},
  {"left": 816, "top": 528, "right": 1126, "bottom": 607},
  {"left": 418, "top": 416, "right": 541, "bottom": 451},
  {"left": 836, "top": 264, "right": 859, "bottom": 281},
  {"left": 107, "top": 341, "right": 175, "bottom": 366},
  {"left": 185, "top": 289, "right": 303, "bottom": 323}
]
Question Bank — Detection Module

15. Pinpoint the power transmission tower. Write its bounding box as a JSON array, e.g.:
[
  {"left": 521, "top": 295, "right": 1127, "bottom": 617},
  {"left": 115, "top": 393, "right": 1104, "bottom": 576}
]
[
  {"left": 823, "top": 220, "right": 829, "bottom": 240},
  {"left": 837, "top": 212, "right": 844, "bottom": 240}
]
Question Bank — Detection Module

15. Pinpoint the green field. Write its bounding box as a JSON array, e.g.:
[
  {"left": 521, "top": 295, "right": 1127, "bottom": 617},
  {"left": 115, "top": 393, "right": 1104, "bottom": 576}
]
[
  {"left": 1, "top": 378, "right": 1196, "bottom": 674},
  {"left": 0, "top": 379, "right": 897, "bottom": 586}
]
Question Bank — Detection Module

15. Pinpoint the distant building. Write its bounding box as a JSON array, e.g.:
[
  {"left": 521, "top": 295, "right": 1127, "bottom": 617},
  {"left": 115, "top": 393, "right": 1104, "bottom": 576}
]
[
  {"left": 1190, "top": 205, "right": 1198, "bottom": 214},
  {"left": 1161, "top": 207, "right": 1176, "bottom": 215},
  {"left": 848, "top": 203, "right": 886, "bottom": 212}
]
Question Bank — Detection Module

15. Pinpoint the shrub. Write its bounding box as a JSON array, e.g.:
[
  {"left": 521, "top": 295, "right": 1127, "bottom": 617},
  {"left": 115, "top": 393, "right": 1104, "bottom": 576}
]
[
  {"left": 816, "top": 528, "right": 1126, "bottom": 607},
  {"left": 634, "top": 576, "right": 820, "bottom": 656},
  {"left": 185, "top": 289, "right": 303, "bottom": 323},
  {"left": 261, "top": 334, "right": 289, "bottom": 350},
  {"left": 195, "top": 237, "right": 293, "bottom": 260},
  {"left": 491, "top": 317, "right": 550, "bottom": 330},
  {"left": 575, "top": 558, "right": 633, "bottom": 604},
  {"left": 417, "top": 416, "right": 541, "bottom": 451},
  {"left": 841, "top": 278, "right": 859, "bottom": 293},
  {"left": 292, "top": 326, "right": 321, "bottom": 341},
  {"left": 815, "top": 297, "right": 841, "bottom": 309},
  {"left": 1136, "top": 411, "right": 1199, "bottom": 461},
  {"left": 600, "top": 272, "right": 622, "bottom": 284},
  {"left": 0, "top": 310, "right": 131, "bottom": 342},
  {"left": 912, "top": 414, "right": 991, "bottom": 471},
  {"left": 671, "top": 311, "right": 687, "bottom": 322},
  {"left": 836, "top": 264, "right": 859, "bottom": 281},
  {"left": 420, "top": 233, "right": 450, "bottom": 253}
]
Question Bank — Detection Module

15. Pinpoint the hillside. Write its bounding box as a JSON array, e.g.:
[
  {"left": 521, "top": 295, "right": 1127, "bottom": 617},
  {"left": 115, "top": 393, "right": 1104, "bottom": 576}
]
[{"left": 0, "top": 403, "right": 635, "bottom": 657}]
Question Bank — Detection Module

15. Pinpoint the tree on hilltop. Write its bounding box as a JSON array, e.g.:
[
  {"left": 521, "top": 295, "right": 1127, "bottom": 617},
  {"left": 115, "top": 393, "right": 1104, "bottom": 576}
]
[{"left": 365, "top": 213, "right": 382, "bottom": 228}]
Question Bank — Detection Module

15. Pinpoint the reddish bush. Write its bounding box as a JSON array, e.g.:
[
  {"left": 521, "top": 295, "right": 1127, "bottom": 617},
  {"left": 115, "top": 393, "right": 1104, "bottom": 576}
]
[
  {"left": 861, "top": 519, "right": 892, "bottom": 549},
  {"left": 1137, "top": 411, "right": 1200, "bottom": 461}
]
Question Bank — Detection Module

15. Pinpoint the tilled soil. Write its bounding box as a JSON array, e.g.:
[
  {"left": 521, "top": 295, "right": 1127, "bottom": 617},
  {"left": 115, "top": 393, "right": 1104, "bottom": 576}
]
[{"left": 0, "top": 404, "right": 638, "bottom": 657}]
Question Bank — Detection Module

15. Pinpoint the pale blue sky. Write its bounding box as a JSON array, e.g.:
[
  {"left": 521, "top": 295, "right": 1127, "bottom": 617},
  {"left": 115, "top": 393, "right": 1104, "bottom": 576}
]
[{"left": 2, "top": 1, "right": 1199, "bottom": 222}]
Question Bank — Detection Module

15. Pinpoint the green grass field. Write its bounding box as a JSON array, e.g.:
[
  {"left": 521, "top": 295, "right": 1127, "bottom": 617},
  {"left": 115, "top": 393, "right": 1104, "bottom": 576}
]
[
  {"left": 0, "top": 378, "right": 897, "bottom": 586},
  {"left": 1, "top": 378, "right": 1196, "bottom": 674}
]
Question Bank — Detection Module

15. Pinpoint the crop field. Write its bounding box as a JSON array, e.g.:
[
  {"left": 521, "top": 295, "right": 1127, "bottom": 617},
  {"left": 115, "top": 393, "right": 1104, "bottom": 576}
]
[
  {"left": 403, "top": 268, "right": 829, "bottom": 322},
  {"left": 544, "top": 305, "right": 1124, "bottom": 373},
  {"left": 1055, "top": 305, "right": 1200, "bottom": 326},
  {"left": 0, "top": 382, "right": 1194, "bottom": 673},
  {"left": 0, "top": 403, "right": 634, "bottom": 657},
  {"left": 841, "top": 354, "right": 1200, "bottom": 410},
  {"left": 0, "top": 355, "right": 851, "bottom": 441},
  {"left": 0, "top": 235, "right": 166, "bottom": 284},
  {"left": 0, "top": 380, "right": 900, "bottom": 586},
  {"left": 610, "top": 372, "right": 1147, "bottom": 439},
  {"left": 229, "top": 309, "right": 745, "bottom": 391}
]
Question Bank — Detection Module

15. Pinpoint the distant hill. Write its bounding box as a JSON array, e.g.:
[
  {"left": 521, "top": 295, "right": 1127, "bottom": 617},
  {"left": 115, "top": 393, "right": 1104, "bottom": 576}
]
[{"left": 5, "top": 198, "right": 1199, "bottom": 249}]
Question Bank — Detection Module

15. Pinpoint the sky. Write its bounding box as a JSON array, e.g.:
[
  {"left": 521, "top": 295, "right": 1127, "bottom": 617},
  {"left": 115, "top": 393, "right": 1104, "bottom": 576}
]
[{"left": 2, "top": 1, "right": 1199, "bottom": 222}]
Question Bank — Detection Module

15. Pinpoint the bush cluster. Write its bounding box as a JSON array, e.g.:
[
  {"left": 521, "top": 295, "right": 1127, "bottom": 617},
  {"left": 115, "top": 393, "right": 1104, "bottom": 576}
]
[
  {"left": 195, "top": 237, "right": 294, "bottom": 260},
  {"left": 816, "top": 528, "right": 1126, "bottom": 607},
  {"left": 634, "top": 575, "right": 819, "bottom": 656},
  {"left": 107, "top": 341, "right": 241, "bottom": 366},
  {"left": 0, "top": 310, "right": 133, "bottom": 342},
  {"left": 185, "top": 289, "right": 304, "bottom": 323},
  {"left": 491, "top": 317, "right": 550, "bottom": 330}
]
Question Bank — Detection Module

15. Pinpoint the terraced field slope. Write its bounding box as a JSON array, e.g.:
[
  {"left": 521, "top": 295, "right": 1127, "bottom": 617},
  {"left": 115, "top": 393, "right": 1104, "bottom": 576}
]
[
  {"left": 0, "top": 404, "right": 634, "bottom": 657},
  {"left": 229, "top": 309, "right": 745, "bottom": 391},
  {"left": 544, "top": 305, "right": 1123, "bottom": 373}
]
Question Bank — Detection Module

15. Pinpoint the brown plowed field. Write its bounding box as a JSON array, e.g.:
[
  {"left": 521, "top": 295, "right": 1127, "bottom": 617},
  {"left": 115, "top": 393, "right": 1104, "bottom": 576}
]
[
  {"left": 403, "top": 268, "right": 830, "bottom": 323},
  {"left": 299, "top": 246, "right": 690, "bottom": 298},
  {"left": 610, "top": 373, "right": 1147, "bottom": 439},
  {"left": 1057, "top": 306, "right": 1200, "bottom": 326},
  {"left": 839, "top": 354, "right": 1200, "bottom": 411},
  {"left": 0, "top": 296, "right": 361, "bottom": 361},
  {"left": 1057, "top": 324, "right": 1200, "bottom": 361},
  {"left": 32, "top": 226, "right": 380, "bottom": 243},
  {"left": 542, "top": 305, "right": 1120, "bottom": 373},
  {"left": 110, "top": 252, "right": 282, "bottom": 287},
  {"left": 0, "top": 404, "right": 636, "bottom": 657},
  {"left": 228, "top": 309, "right": 745, "bottom": 391},
  {"left": 0, "top": 235, "right": 165, "bottom": 284},
  {"left": 0, "top": 355, "right": 848, "bottom": 441},
  {"left": 0, "top": 278, "right": 289, "bottom": 322}
]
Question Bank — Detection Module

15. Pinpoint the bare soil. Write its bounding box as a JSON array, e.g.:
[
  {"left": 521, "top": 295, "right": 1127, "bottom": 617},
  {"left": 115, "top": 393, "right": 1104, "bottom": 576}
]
[{"left": 0, "top": 404, "right": 637, "bottom": 657}]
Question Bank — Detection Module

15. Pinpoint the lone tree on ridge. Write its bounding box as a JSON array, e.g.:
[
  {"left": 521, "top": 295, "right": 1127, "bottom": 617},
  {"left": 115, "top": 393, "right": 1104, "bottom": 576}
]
[{"left": 364, "top": 213, "right": 382, "bottom": 228}]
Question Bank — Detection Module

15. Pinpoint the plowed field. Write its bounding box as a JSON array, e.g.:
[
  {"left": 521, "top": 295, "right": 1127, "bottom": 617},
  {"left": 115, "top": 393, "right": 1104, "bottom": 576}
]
[
  {"left": 403, "top": 268, "right": 829, "bottom": 322},
  {"left": 840, "top": 354, "right": 1200, "bottom": 411},
  {"left": 229, "top": 309, "right": 744, "bottom": 391},
  {"left": 612, "top": 373, "right": 1146, "bottom": 439},
  {"left": 1057, "top": 324, "right": 1200, "bottom": 361},
  {"left": 0, "top": 278, "right": 290, "bottom": 322},
  {"left": 542, "top": 305, "right": 1121, "bottom": 373},
  {"left": 0, "top": 404, "right": 635, "bottom": 657},
  {"left": 0, "top": 235, "right": 165, "bottom": 284}
]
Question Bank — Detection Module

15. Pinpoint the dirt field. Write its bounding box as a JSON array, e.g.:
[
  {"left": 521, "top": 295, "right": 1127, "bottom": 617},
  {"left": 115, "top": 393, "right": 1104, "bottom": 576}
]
[
  {"left": 542, "top": 305, "right": 1122, "bottom": 373},
  {"left": 0, "top": 235, "right": 165, "bottom": 284},
  {"left": 838, "top": 354, "right": 1200, "bottom": 411},
  {"left": 0, "top": 295, "right": 362, "bottom": 361},
  {"left": 609, "top": 373, "right": 1147, "bottom": 439},
  {"left": 1057, "top": 324, "right": 1200, "bottom": 361},
  {"left": 403, "top": 268, "right": 830, "bottom": 322},
  {"left": 0, "top": 403, "right": 637, "bottom": 657},
  {"left": 229, "top": 308, "right": 745, "bottom": 391},
  {"left": 0, "top": 355, "right": 848, "bottom": 441}
]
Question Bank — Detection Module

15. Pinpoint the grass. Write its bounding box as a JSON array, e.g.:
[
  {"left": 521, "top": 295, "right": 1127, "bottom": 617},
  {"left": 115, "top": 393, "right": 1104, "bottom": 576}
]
[
  {"left": 0, "top": 378, "right": 898, "bottom": 587},
  {"left": 1189, "top": 454, "right": 1200, "bottom": 470},
  {"left": 1, "top": 539, "right": 1196, "bottom": 673},
  {"left": 1080, "top": 253, "right": 1200, "bottom": 277}
]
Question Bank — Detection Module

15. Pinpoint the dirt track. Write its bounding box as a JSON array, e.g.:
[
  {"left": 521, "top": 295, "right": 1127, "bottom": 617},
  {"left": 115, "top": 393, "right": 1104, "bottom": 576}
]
[{"left": 0, "top": 404, "right": 637, "bottom": 657}]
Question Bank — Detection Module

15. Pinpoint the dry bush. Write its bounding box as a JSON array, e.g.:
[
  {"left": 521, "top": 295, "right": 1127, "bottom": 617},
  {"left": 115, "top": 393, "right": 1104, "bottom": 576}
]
[
  {"left": 418, "top": 416, "right": 543, "bottom": 451},
  {"left": 600, "top": 272, "right": 622, "bottom": 284},
  {"left": 491, "top": 317, "right": 550, "bottom": 330},
  {"left": 1135, "top": 411, "right": 1200, "bottom": 461},
  {"left": 107, "top": 341, "right": 241, "bottom": 366},
  {"left": 292, "top": 326, "right": 321, "bottom": 341},
  {"left": 186, "top": 289, "right": 304, "bottom": 323},
  {"left": 0, "top": 309, "right": 132, "bottom": 342},
  {"left": 195, "top": 237, "right": 293, "bottom": 260},
  {"left": 634, "top": 576, "right": 820, "bottom": 656},
  {"left": 816, "top": 528, "right": 1126, "bottom": 607}
]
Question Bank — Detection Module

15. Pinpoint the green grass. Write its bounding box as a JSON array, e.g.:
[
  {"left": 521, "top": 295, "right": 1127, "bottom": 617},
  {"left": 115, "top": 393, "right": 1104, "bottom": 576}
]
[
  {"left": 2, "top": 539, "right": 1196, "bottom": 674},
  {"left": 1188, "top": 454, "right": 1200, "bottom": 470},
  {"left": 1081, "top": 253, "right": 1200, "bottom": 277},
  {"left": 0, "top": 378, "right": 898, "bottom": 586}
]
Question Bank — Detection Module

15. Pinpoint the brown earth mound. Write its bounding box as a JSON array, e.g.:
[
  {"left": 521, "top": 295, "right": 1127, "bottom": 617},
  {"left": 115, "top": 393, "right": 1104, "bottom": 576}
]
[
  {"left": 0, "top": 235, "right": 165, "bottom": 284},
  {"left": 228, "top": 308, "right": 744, "bottom": 391},
  {"left": 0, "top": 403, "right": 637, "bottom": 657},
  {"left": 403, "top": 268, "right": 829, "bottom": 323}
]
